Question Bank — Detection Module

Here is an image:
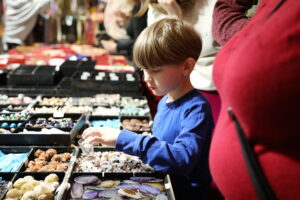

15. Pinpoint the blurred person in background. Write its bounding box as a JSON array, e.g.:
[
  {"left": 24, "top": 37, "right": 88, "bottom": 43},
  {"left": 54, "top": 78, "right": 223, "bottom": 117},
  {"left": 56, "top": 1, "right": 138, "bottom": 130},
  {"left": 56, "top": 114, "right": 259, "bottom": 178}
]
[
  {"left": 2, "top": 0, "right": 53, "bottom": 51},
  {"left": 212, "top": 0, "right": 261, "bottom": 46},
  {"left": 101, "top": 0, "right": 147, "bottom": 58},
  {"left": 102, "top": 0, "right": 134, "bottom": 42}
]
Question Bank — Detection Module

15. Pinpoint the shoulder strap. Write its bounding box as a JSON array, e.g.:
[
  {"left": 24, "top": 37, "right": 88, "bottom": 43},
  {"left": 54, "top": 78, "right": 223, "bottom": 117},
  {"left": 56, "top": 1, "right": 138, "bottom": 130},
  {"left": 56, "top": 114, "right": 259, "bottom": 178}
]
[{"left": 228, "top": 107, "right": 277, "bottom": 200}]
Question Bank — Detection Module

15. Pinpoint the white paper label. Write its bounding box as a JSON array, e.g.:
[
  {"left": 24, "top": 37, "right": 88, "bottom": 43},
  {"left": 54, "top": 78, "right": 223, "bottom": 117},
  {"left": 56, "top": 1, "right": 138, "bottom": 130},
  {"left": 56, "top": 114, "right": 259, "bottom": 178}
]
[{"left": 53, "top": 112, "right": 64, "bottom": 118}]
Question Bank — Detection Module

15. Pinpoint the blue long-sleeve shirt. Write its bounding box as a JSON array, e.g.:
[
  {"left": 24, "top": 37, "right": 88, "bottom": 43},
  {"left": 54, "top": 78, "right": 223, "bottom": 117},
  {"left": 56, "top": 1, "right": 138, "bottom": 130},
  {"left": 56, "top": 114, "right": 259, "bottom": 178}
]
[{"left": 116, "top": 89, "right": 214, "bottom": 199}]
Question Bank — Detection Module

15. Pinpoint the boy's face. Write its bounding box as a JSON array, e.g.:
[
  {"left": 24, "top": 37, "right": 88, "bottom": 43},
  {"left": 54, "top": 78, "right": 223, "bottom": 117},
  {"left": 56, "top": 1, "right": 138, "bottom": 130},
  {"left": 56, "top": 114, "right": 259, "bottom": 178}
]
[{"left": 143, "top": 64, "right": 185, "bottom": 96}]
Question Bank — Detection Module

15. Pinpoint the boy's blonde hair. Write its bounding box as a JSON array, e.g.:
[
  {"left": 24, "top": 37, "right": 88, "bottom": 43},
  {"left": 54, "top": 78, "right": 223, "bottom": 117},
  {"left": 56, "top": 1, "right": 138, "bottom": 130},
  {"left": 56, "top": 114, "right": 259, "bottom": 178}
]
[{"left": 133, "top": 18, "right": 202, "bottom": 69}]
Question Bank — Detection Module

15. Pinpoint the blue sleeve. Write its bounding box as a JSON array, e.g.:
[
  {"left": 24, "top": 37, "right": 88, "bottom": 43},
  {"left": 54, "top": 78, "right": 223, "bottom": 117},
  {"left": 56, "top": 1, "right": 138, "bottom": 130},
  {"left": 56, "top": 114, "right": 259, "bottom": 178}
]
[{"left": 115, "top": 103, "right": 214, "bottom": 176}]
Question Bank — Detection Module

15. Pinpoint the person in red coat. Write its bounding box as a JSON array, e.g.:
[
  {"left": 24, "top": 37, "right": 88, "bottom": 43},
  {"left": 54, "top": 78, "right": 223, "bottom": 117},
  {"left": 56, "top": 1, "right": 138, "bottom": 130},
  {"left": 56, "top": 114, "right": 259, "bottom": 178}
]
[
  {"left": 212, "top": 0, "right": 255, "bottom": 46},
  {"left": 210, "top": 0, "right": 300, "bottom": 199}
]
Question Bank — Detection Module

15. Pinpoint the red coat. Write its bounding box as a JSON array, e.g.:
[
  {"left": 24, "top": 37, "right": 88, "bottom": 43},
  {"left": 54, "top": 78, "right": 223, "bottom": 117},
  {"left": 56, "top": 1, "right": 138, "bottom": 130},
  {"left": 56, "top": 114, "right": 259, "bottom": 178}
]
[{"left": 210, "top": 0, "right": 300, "bottom": 199}]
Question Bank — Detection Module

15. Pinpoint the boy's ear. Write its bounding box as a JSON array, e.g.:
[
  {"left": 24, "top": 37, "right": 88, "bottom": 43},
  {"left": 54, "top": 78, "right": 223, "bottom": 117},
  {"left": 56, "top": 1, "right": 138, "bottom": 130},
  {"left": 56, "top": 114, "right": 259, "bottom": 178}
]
[{"left": 183, "top": 57, "right": 195, "bottom": 76}]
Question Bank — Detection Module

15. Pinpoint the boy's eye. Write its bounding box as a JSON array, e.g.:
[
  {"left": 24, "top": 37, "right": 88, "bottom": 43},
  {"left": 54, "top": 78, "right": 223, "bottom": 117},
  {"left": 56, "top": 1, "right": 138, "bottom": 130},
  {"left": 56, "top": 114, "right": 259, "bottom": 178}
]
[{"left": 151, "top": 68, "right": 162, "bottom": 73}]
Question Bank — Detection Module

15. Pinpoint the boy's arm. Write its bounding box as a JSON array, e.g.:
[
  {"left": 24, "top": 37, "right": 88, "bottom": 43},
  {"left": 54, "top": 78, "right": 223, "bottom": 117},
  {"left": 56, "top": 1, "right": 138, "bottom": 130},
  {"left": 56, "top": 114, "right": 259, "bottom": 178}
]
[{"left": 115, "top": 103, "right": 213, "bottom": 176}]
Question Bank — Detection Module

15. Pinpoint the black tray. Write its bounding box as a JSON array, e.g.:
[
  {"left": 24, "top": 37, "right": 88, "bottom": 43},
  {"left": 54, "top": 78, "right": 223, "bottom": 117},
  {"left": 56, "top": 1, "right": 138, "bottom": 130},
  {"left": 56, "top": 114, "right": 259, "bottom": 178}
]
[
  {"left": 24, "top": 113, "right": 81, "bottom": 129},
  {"left": 71, "top": 71, "right": 141, "bottom": 94},
  {"left": 60, "top": 60, "right": 96, "bottom": 77},
  {"left": 0, "top": 105, "right": 7, "bottom": 111},
  {"left": 37, "top": 95, "right": 71, "bottom": 106},
  {"left": 19, "top": 146, "right": 78, "bottom": 173},
  {"left": 120, "top": 115, "right": 151, "bottom": 121},
  {"left": 7, "top": 65, "right": 57, "bottom": 86},
  {"left": 78, "top": 61, "right": 96, "bottom": 71},
  {"left": 59, "top": 61, "right": 81, "bottom": 77},
  {"left": 0, "top": 70, "right": 7, "bottom": 86},
  {"left": 29, "top": 105, "right": 92, "bottom": 114},
  {"left": 29, "top": 105, "right": 65, "bottom": 114},
  {"left": 0, "top": 113, "right": 31, "bottom": 122},
  {"left": 120, "top": 116, "right": 152, "bottom": 133},
  {"left": 74, "top": 147, "right": 155, "bottom": 173},
  {"left": 37, "top": 95, "right": 95, "bottom": 107},
  {"left": 74, "top": 116, "right": 120, "bottom": 141},
  {"left": 0, "top": 172, "right": 66, "bottom": 200},
  {"left": 59, "top": 172, "right": 175, "bottom": 200},
  {"left": 0, "top": 114, "right": 86, "bottom": 145},
  {"left": 1, "top": 105, "right": 29, "bottom": 113},
  {"left": 0, "top": 94, "right": 37, "bottom": 106}
]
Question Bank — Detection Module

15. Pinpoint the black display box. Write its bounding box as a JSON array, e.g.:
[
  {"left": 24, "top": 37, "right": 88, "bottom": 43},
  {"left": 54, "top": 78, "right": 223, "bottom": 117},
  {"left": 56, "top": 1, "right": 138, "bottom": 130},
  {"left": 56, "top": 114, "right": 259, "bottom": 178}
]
[
  {"left": 0, "top": 114, "right": 86, "bottom": 145},
  {"left": 71, "top": 71, "right": 141, "bottom": 94},
  {"left": 59, "top": 172, "right": 176, "bottom": 200},
  {"left": 7, "top": 65, "right": 57, "bottom": 86},
  {"left": 59, "top": 60, "right": 96, "bottom": 77}
]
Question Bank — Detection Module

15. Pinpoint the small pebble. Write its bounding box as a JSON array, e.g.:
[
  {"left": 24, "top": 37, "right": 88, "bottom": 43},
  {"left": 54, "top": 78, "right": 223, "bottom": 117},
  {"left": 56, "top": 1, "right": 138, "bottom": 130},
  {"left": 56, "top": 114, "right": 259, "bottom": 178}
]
[
  {"left": 9, "top": 123, "right": 16, "bottom": 128},
  {"left": 1, "top": 122, "right": 9, "bottom": 128}
]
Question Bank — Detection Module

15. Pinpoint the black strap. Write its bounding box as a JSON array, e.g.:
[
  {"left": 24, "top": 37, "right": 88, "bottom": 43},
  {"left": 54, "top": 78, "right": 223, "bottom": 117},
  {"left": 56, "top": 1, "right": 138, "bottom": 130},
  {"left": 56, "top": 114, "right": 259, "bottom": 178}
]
[
  {"left": 265, "top": 0, "right": 285, "bottom": 21},
  {"left": 228, "top": 107, "right": 277, "bottom": 200}
]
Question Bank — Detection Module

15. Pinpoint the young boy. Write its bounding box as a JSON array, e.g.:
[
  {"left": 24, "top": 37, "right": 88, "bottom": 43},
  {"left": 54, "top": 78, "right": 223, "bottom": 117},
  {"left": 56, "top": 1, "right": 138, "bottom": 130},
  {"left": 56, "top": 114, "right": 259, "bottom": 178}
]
[{"left": 83, "top": 18, "right": 214, "bottom": 200}]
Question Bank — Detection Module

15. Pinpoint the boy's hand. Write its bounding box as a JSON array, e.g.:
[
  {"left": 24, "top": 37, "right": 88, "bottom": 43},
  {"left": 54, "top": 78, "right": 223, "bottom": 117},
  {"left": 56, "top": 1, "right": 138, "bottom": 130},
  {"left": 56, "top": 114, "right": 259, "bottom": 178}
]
[
  {"left": 158, "top": 0, "right": 183, "bottom": 19},
  {"left": 82, "top": 127, "right": 121, "bottom": 146}
]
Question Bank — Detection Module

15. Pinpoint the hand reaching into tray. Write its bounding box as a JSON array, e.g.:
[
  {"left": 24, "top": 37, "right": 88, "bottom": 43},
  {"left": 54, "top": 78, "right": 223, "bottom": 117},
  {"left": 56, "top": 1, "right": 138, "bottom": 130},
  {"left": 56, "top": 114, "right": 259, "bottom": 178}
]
[{"left": 82, "top": 127, "right": 121, "bottom": 146}]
